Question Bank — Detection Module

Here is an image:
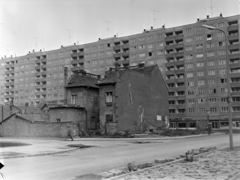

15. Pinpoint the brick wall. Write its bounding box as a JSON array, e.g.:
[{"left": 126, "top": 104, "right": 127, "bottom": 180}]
[{"left": 99, "top": 67, "right": 169, "bottom": 134}]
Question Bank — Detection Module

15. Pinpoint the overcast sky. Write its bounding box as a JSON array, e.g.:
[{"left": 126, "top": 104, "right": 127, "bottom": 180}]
[{"left": 0, "top": 0, "right": 239, "bottom": 58}]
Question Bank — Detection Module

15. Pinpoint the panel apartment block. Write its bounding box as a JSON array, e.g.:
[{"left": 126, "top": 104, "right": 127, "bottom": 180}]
[{"left": 1, "top": 14, "right": 240, "bottom": 128}]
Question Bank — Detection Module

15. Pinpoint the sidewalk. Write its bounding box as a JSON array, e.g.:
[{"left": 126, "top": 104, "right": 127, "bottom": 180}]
[
  {"left": 0, "top": 132, "right": 223, "bottom": 159},
  {"left": 108, "top": 145, "right": 240, "bottom": 180}
]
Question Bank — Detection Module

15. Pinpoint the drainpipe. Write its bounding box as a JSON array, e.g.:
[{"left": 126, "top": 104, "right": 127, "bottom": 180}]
[
  {"left": 1, "top": 105, "right": 3, "bottom": 122},
  {"left": 64, "top": 67, "right": 68, "bottom": 104},
  {"left": 84, "top": 107, "right": 88, "bottom": 132}
]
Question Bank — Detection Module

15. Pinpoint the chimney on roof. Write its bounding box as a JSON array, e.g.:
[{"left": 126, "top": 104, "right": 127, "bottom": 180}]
[
  {"left": 98, "top": 38, "right": 101, "bottom": 41},
  {"left": 33, "top": 50, "right": 35, "bottom": 52},
  {"left": 197, "top": 18, "right": 200, "bottom": 22},
  {"left": 162, "top": 25, "right": 165, "bottom": 28},
  {"left": 114, "top": 35, "right": 116, "bottom": 37},
  {"left": 40, "top": 49, "right": 42, "bottom": 52},
  {"left": 138, "top": 62, "right": 145, "bottom": 68},
  {"left": 207, "top": 15, "right": 209, "bottom": 19},
  {"left": 220, "top": 13, "right": 223, "bottom": 17},
  {"left": 151, "top": 26, "right": 153, "bottom": 30},
  {"left": 74, "top": 43, "right": 76, "bottom": 45}
]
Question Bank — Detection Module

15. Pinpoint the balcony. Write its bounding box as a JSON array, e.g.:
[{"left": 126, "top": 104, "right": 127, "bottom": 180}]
[
  {"left": 230, "top": 61, "right": 240, "bottom": 68},
  {"left": 228, "top": 43, "right": 240, "bottom": 50},
  {"left": 228, "top": 34, "right": 239, "bottom": 41},
  {"left": 227, "top": 24, "right": 239, "bottom": 31},
  {"left": 71, "top": 66, "right": 84, "bottom": 72},
  {"left": 230, "top": 72, "right": 240, "bottom": 78},
  {"left": 229, "top": 52, "right": 240, "bottom": 59},
  {"left": 122, "top": 51, "right": 130, "bottom": 57},
  {"left": 35, "top": 59, "right": 41, "bottom": 64},
  {"left": 71, "top": 51, "right": 84, "bottom": 56},
  {"left": 113, "top": 45, "right": 121, "bottom": 51},
  {"left": 35, "top": 65, "right": 41, "bottom": 70},
  {"left": 165, "top": 70, "right": 175, "bottom": 76},
  {"left": 71, "top": 59, "right": 84, "bottom": 65},
  {"left": 41, "top": 71, "right": 47, "bottom": 76},
  {"left": 175, "top": 69, "right": 184, "bottom": 74},
  {"left": 122, "top": 44, "right": 129, "bottom": 50},
  {"left": 113, "top": 53, "right": 121, "bottom": 58},
  {"left": 174, "top": 34, "right": 184, "bottom": 40}
]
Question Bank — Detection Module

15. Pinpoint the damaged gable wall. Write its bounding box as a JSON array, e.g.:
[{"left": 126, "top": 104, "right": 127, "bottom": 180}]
[{"left": 116, "top": 67, "right": 168, "bottom": 134}]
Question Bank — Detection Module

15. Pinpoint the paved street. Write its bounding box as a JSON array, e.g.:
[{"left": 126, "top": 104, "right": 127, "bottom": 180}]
[{"left": 1, "top": 134, "right": 240, "bottom": 180}]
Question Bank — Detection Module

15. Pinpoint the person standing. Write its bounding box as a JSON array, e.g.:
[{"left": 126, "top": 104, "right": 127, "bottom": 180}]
[{"left": 66, "top": 127, "right": 73, "bottom": 141}]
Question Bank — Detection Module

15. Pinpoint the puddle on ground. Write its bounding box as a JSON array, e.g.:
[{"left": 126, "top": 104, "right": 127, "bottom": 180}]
[
  {"left": 131, "top": 141, "right": 163, "bottom": 144},
  {"left": 1, "top": 152, "right": 27, "bottom": 157},
  {"left": 67, "top": 144, "right": 95, "bottom": 149},
  {"left": 73, "top": 174, "right": 102, "bottom": 180}
]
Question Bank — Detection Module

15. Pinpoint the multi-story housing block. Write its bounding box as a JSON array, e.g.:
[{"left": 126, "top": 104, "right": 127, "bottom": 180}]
[{"left": 1, "top": 14, "right": 240, "bottom": 128}]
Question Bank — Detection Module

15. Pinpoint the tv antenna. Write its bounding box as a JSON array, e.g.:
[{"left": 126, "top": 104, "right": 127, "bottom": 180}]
[
  {"left": 105, "top": 20, "right": 111, "bottom": 37},
  {"left": 67, "top": 29, "right": 72, "bottom": 44},
  {"left": 151, "top": 10, "right": 159, "bottom": 27}
]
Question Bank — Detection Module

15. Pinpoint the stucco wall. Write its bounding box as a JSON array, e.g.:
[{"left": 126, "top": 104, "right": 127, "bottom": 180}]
[
  {"left": 0, "top": 115, "right": 76, "bottom": 138},
  {"left": 67, "top": 87, "right": 99, "bottom": 131}
]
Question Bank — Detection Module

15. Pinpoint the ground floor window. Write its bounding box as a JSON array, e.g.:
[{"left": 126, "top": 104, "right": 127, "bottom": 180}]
[
  {"left": 189, "top": 122, "right": 196, "bottom": 128},
  {"left": 221, "top": 122, "right": 229, "bottom": 127},
  {"left": 106, "top": 114, "right": 113, "bottom": 123},
  {"left": 178, "top": 122, "right": 186, "bottom": 128}
]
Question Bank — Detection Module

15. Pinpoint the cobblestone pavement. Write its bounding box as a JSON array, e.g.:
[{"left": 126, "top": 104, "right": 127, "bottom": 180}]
[{"left": 115, "top": 146, "right": 240, "bottom": 180}]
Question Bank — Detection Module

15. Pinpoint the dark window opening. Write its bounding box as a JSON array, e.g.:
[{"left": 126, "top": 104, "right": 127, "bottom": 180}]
[{"left": 106, "top": 114, "right": 113, "bottom": 123}]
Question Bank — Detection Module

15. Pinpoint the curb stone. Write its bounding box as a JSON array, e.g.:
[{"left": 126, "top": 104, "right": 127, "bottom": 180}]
[{"left": 101, "top": 146, "right": 220, "bottom": 180}]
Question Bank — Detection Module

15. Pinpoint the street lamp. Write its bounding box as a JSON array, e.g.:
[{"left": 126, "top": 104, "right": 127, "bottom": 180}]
[
  {"left": 202, "top": 24, "right": 233, "bottom": 150},
  {"left": 206, "top": 109, "right": 210, "bottom": 124}
]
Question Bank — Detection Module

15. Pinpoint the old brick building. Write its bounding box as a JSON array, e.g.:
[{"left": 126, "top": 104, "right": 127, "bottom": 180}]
[
  {"left": 97, "top": 64, "right": 169, "bottom": 134},
  {"left": 65, "top": 70, "right": 100, "bottom": 132}
]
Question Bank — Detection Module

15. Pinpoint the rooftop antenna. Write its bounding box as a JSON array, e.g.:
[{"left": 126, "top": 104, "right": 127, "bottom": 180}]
[
  {"left": 105, "top": 20, "right": 111, "bottom": 37},
  {"left": 151, "top": 10, "right": 159, "bottom": 27},
  {"left": 210, "top": 0, "right": 214, "bottom": 17},
  {"left": 67, "top": 29, "right": 72, "bottom": 44},
  {"left": 33, "top": 37, "right": 38, "bottom": 50}
]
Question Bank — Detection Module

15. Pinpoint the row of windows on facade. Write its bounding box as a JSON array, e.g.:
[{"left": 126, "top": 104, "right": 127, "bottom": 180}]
[
  {"left": 71, "top": 21, "right": 234, "bottom": 52},
  {"left": 13, "top": 58, "right": 71, "bottom": 67},
  {"left": 169, "top": 106, "right": 240, "bottom": 114},
  {"left": 14, "top": 93, "right": 65, "bottom": 100},
  {"left": 186, "top": 69, "right": 227, "bottom": 77},
  {"left": 72, "top": 40, "right": 231, "bottom": 61},
  {"left": 71, "top": 92, "right": 113, "bottom": 105},
  {"left": 185, "top": 60, "right": 226, "bottom": 69},
  {"left": 184, "top": 50, "right": 228, "bottom": 60},
  {"left": 14, "top": 86, "right": 64, "bottom": 93},
  {"left": 187, "top": 106, "right": 240, "bottom": 113},
  {"left": 185, "top": 97, "right": 240, "bottom": 104},
  {"left": 185, "top": 41, "right": 227, "bottom": 52}
]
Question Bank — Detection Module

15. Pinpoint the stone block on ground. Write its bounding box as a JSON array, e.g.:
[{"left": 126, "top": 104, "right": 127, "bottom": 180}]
[{"left": 128, "top": 162, "right": 138, "bottom": 171}]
